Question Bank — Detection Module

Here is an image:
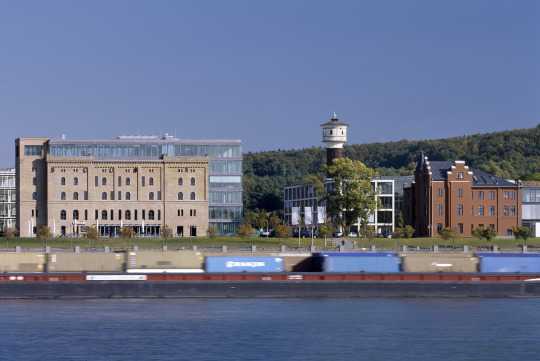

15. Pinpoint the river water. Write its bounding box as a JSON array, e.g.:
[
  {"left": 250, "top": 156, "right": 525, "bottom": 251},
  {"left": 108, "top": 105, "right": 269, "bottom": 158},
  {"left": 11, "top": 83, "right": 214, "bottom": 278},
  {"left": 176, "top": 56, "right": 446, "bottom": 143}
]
[{"left": 0, "top": 298, "right": 538, "bottom": 361}]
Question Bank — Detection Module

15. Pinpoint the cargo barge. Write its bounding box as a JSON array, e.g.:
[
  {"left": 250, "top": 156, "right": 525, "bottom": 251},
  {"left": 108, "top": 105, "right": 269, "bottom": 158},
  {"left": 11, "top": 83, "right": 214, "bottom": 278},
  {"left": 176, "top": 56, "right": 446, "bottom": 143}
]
[{"left": 0, "top": 273, "right": 539, "bottom": 299}]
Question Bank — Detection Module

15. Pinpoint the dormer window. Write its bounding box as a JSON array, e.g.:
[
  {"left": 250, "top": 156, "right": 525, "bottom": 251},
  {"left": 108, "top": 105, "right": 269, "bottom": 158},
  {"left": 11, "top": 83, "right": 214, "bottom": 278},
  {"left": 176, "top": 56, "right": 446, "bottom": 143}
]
[{"left": 457, "top": 172, "right": 464, "bottom": 179}]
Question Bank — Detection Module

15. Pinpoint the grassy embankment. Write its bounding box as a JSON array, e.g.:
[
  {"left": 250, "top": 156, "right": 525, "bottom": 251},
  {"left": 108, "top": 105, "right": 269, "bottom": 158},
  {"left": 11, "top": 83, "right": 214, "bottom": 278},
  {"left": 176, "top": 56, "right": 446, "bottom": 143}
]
[{"left": 0, "top": 236, "right": 539, "bottom": 251}]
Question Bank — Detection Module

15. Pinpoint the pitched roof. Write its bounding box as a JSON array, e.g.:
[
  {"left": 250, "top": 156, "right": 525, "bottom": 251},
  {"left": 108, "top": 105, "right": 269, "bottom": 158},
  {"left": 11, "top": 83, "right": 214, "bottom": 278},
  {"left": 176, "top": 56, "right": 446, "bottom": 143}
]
[{"left": 423, "top": 160, "right": 515, "bottom": 187}]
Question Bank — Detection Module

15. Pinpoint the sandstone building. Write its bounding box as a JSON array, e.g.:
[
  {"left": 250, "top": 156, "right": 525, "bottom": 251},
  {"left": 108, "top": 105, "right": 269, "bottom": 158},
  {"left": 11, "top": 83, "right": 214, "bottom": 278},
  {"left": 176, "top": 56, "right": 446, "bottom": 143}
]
[{"left": 16, "top": 135, "right": 242, "bottom": 238}]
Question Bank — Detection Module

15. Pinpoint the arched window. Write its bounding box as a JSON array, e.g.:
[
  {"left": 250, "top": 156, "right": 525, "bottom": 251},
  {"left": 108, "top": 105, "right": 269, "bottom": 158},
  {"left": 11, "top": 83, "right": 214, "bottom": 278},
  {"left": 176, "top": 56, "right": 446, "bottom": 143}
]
[
  {"left": 190, "top": 177, "right": 195, "bottom": 186},
  {"left": 126, "top": 177, "right": 131, "bottom": 186},
  {"left": 102, "top": 177, "right": 107, "bottom": 186},
  {"left": 125, "top": 210, "right": 131, "bottom": 220},
  {"left": 60, "top": 210, "right": 67, "bottom": 220},
  {"left": 73, "top": 192, "right": 79, "bottom": 201},
  {"left": 101, "top": 210, "right": 108, "bottom": 220},
  {"left": 126, "top": 192, "right": 131, "bottom": 200},
  {"left": 73, "top": 210, "right": 79, "bottom": 220},
  {"left": 102, "top": 192, "right": 107, "bottom": 200},
  {"left": 178, "top": 192, "right": 183, "bottom": 200},
  {"left": 74, "top": 177, "right": 79, "bottom": 186},
  {"left": 149, "top": 177, "right": 154, "bottom": 186},
  {"left": 148, "top": 210, "right": 155, "bottom": 220},
  {"left": 190, "top": 192, "right": 195, "bottom": 200},
  {"left": 61, "top": 177, "right": 66, "bottom": 186},
  {"left": 61, "top": 192, "right": 66, "bottom": 201},
  {"left": 178, "top": 177, "right": 183, "bottom": 186},
  {"left": 149, "top": 192, "right": 154, "bottom": 201}
]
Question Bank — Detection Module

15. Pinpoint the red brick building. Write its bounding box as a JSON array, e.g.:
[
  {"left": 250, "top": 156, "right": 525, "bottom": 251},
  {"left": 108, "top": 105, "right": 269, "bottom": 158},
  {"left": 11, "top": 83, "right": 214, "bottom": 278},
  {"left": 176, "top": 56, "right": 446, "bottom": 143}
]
[{"left": 406, "top": 154, "right": 521, "bottom": 237}]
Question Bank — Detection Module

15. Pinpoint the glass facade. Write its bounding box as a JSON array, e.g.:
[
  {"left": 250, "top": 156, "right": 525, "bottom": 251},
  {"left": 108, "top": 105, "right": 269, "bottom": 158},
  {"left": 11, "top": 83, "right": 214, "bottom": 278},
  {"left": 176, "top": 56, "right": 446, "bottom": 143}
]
[
  {"left": 0, "top": 169, "right": 16, "bottom": 232},
  {"left": 48, "top": 139, "right": 242, "bottom": 235}
]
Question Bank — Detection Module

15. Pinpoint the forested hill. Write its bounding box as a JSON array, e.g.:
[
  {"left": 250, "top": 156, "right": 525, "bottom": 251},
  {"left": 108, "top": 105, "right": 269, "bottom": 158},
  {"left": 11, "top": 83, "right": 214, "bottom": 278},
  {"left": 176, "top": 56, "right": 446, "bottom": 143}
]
[{"left": 243, "top": 124, "right": 540, "bottom": 212}]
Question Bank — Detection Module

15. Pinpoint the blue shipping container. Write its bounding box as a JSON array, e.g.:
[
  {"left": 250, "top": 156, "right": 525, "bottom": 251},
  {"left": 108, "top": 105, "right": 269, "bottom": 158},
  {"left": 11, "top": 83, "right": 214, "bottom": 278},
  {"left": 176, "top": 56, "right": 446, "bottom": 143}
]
[
  {"left": 314, "top": 252, "right": 401, "bottom": 273},
  {"left": 205, "top": 256, "right": 284, "bottom": 273},
  {"left": 477, "top": 253, "right": 540, "bottom": 273}
]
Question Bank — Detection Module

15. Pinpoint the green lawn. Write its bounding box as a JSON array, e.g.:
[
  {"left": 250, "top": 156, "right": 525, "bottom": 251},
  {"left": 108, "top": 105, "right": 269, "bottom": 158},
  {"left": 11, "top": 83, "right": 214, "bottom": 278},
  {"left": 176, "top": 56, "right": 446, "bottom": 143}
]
[{"left": 0, "top": 236, "right": 538, "bottom": 251}]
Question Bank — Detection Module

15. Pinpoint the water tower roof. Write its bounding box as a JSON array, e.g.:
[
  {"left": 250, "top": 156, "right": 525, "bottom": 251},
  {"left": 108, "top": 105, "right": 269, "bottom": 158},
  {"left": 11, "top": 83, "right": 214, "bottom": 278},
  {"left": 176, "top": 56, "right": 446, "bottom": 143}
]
[{"left": 320, "top": 113, "right": 349, "bottom": 127}]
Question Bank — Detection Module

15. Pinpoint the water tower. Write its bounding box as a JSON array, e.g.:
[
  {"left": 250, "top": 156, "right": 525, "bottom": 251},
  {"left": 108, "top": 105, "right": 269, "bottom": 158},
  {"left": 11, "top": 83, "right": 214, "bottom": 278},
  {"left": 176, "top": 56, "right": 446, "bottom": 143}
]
[{"left": 321, "top": 112, "right": 348, "bottom": 167}]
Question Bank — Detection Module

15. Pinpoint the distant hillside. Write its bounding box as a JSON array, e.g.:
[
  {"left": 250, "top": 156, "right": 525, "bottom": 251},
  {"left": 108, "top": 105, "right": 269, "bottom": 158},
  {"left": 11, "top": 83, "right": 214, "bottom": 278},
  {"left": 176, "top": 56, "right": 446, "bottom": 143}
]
[{"left": 243, "top": 124, "right": 540, "bottom": 212}]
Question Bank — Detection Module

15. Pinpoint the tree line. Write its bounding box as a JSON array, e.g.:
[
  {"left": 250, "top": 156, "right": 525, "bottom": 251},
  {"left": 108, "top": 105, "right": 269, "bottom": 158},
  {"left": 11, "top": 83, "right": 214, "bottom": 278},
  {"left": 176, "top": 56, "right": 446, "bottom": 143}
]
[{"left": 243, "top": 124, "right": 540, "bottom": 213}]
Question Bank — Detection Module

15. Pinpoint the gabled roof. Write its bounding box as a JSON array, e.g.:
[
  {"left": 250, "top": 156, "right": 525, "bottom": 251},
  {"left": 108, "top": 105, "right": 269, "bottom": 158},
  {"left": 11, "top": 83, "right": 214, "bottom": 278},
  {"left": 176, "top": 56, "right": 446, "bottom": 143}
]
[{"left": 420, "top": 159, "right": 515, "bottom": 187}]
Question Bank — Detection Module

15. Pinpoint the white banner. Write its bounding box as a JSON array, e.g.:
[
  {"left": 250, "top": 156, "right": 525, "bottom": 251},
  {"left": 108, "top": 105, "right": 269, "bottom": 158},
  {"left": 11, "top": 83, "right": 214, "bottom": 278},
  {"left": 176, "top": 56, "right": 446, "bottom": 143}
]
[
  {"left": 304, "top": 207, "right": 313, "bottom": 225},
  {"left": 317, "top": 206, "right": 326, "bottom": 224},
  {"left": 291, "top": 207, "right": 300, "bottom": 226}
]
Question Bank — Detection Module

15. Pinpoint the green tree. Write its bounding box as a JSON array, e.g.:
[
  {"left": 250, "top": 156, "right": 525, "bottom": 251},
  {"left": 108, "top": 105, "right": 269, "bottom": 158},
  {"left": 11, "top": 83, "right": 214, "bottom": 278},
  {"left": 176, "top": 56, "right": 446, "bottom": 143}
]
[
  {"left": 269, "top": 213, "right": 282, "bottom": 229},
  {"left": 3, "top": 227, "right": 17, "bottom": 240},
  {"left": 394, "top": 225, "right": 415, "bottom": 238},
  {"left": 473, "top": 227, "right": 497, "bottom": 241},
  {"left": 318, "top": 224, "right": 333, "bottom": 239},
  {"left": 324, "top": 158, "right": 377, "bottom": 237}
]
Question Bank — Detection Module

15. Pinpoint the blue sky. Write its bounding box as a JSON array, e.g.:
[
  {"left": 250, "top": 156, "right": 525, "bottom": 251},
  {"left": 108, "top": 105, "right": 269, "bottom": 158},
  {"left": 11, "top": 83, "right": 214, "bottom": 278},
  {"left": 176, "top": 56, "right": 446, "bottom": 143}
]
[{"left": 0, "top": 0, "right": 538, "bottom": 166}]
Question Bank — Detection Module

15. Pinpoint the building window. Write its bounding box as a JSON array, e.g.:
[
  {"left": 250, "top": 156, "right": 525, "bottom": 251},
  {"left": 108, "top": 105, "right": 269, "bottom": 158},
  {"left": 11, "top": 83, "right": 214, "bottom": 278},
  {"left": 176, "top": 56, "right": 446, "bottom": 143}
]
[
  {"left": 142, "top": 176, "right": 145, "bottom": 187},
  {"left": 489, "top": 191, "right": 495, "bottom": 200},
  {"left": 149, "top": 177, "right": 154, "bottom": 186},
  {"left": 126, "top": 192, "right": 131, "bottom": 201},
  {"left": 134, "top": 209, "right": 138, "bottom": 220},
  {"left": 489, "top": 206, "right": 495, "bottom": 216},
  {"left": 510, "top": 206, "right": 516, "bottom": 216},
  {"left": 33, "top": 177, "right": 37, "bottom": 186},
  {"left": 178, "top": 177, "right": 183, "bottom": 186},
  {"left": 142, "top": 210, "right": 146, "bottom": 220},
  {"left": 190, "top": 177, "right": 195, "bottom": 186},
  {"left": 32, "top": 192, "right": 37, "bottom": 200},
  {"left": 61, "top": 192, "right": 66, "bottom": 201},
  {"left": 102, "top": 192, "right": 107, "bottom": 200},
  {"left": 157, "top": 191, "right": 161, "bottom": 201},
  {"left": 457, "top": 204, "right": 463, "bottom": 216},
  {"left": 437, "top": 204, "right": 443, "bottom": 216},
  {"left": 478, "top": 206, "right": 484, "bottom": 216},
  {"left": 110, "top": 209, "right": 114, "bottom": 221},
  {"left": 457, "top": 172, "right": 464, "bottom": 179},
  {"left": 61, "top": 177, "right": 66, "bottom": 186},
  {"left": 95, "top": 210, "right": 98, "bottom": 220},
  {"left": 84, "top": 191, "right": 88, "bottom": 200},
  {"left": 118, "top": 176, "right": 122, "bottom": 187},
  {"left": 190, "top": 226, "right": 197, "bottom": 237},
  {"left": 190, "top": 192, "right": 196, "bottom": 200},
  {"left": 74, "top": 177, "right": 79, "bottom": 186},
  {"left": 478, "top": 191, "right": 484, "bottom": 200},
  {"left": 60, "top": 210, "right": 67, "bottom": 220},
  {"left": 158, "top": 210, "right": 161, "bottom": 221},
  {"left": 102, "top": 177, "right": 107, "bottom": 186},
  {"left": 118, "top": 191, "right": 122, "bottom": 201},
  {"left": 507, "top": 228, "right": 513, "bottom": 236},
  {"left": 149, "top": 192, "right": 154, "bottom": 201},
  {"left": 438, "top": 188, "right": 443, "bottom": 197},
  {"left": 73, "top": 210, "right": 79, "bottom": 220},
  {"left": 148, "top": 210, "right": 155, "bottom": 220},
  {"left": 504, "top": 191, "right": 516, "bottom": 200},
  {"left": 458, "top": 223, "right": 464, "bottom": 234},
  {"left": 125, "top": 210, "right": 131, "bottom": 220},
  {"left": 126, "top": 177, "right": 131, "bottom": 186},
  {"left": 458, "top": 188, "right": 463, "bottom": 198},
  {"left": 95, "top": 176, "right": 99, "bottom": 187},
  {"left": 178, "top": 192, "right": 183, "bottom": 200},
  {"left": 437, "top": 223, "right": 443, "bottom": 232},
  {"left": 101, "top": 210, "right": 108, "bottom": 220},
  {"left": 73, "top": 192, "right": 79, "bottom": 201},
  {"left": 118, "top": 210, "right": 122, "bottom": 220}
]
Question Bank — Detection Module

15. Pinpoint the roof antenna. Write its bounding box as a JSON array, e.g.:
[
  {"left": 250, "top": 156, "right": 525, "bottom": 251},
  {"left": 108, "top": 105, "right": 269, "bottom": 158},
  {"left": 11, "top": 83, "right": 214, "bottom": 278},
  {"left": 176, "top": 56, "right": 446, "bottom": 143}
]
[{"left": 331, "top": 111, "right": 338, "bottom": 120}]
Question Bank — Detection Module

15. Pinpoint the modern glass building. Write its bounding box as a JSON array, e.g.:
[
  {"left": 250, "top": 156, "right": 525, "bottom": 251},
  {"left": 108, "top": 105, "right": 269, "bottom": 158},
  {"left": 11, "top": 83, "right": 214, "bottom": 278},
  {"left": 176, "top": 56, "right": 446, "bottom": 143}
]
[
  {"left": 0, "top": 168, "right": 16, "bottom": 233},
  {"left": 46, "top": 135, "right": 242, "bottom": 235}
]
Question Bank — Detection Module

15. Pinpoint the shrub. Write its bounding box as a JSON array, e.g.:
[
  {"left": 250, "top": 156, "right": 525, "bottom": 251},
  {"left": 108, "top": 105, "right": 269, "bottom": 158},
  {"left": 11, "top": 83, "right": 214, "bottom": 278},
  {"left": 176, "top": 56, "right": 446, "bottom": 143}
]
[
  {"left": 393, "top": 225, "right": 415, "bottom": 238},
  {"left": 438, "top": 227, "right": 456, "bottom": 240},
  {"left": 207, "top": 225, "right": 217, "bottom": 238},
  {"left": 274, "top": 224, "right": 290, "bottom": 238},
  {"left": 3, "top": 227, "right": 17, "bottom": 240},
  {"left": 120, "top": 227, "right": 134, "bottom": 239},
  {"left": 318, "top": 224, "right": 333, "bottom": 238},
  {"left": 513, "top": 226, "right": 532, "bottom": 241},
  {"left": 36, "top": 225, "right": 51, "bottom": 240},
  {"left": 85, "top": 226, "right": 98, "bottom": 240},
  {"left": 237, "top": 223, "right": 254, "bottom": 238},
  {"left": 161, "top": 225, "right": 173, "bottom": 239},
  {"left": 472, "top": 227, "right": 497, "bottom": 241}
]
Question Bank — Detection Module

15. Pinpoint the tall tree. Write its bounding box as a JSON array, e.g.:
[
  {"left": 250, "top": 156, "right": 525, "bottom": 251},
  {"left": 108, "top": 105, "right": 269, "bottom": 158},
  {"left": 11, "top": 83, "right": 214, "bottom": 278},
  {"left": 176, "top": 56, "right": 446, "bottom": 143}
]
[{"left": 325, "top": 158, "right": 377, "bottom": 236}]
